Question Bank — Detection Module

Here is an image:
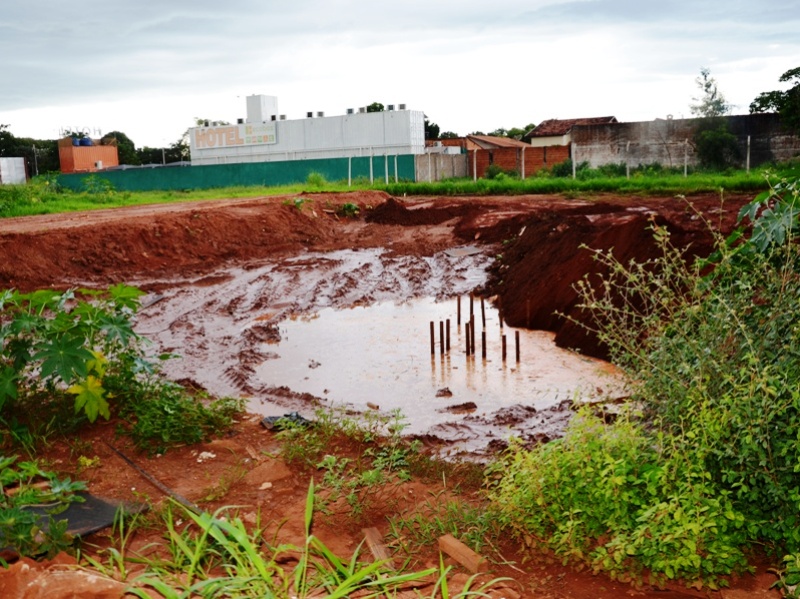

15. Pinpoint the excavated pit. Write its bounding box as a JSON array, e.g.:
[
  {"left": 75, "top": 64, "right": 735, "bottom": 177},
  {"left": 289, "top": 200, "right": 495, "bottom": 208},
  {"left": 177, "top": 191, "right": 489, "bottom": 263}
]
[
  {"left": 0, "top": 190, "right": 753, "bottom": 457},
  {"left": 133, "top": 247, "right": 626, "bottom": 458}
]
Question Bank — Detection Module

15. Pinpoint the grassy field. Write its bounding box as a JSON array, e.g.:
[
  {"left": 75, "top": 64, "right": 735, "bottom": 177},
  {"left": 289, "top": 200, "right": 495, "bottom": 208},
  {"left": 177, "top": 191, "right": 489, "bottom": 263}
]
[{"left": 0, "top": 163, "right": 796, "bottom": 219}]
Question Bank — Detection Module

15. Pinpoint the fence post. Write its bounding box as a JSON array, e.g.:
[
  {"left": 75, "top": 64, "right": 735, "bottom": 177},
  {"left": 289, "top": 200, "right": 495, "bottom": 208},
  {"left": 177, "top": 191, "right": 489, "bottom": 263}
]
[{"left": 746, "top": 135, "right": 751, "bottom": 173}]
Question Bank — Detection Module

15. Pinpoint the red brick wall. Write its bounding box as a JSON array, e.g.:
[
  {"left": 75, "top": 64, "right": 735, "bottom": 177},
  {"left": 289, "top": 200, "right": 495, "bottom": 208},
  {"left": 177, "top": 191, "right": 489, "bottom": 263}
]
[
  {"left": 493, "top": 148, "right": 520, "bottom": 173},
  {"left": 523, "top": 146, "right": 570, "bottom": 174},
  {"left": 467, "top": 145, "right": 571, "bottom": 178}
]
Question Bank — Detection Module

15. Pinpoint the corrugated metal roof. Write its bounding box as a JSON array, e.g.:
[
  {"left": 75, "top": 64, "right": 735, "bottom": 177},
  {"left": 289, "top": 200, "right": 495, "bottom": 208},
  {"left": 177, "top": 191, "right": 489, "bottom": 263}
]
[{"left": 526, "top": 117, "right": 618, "bottom": 139}]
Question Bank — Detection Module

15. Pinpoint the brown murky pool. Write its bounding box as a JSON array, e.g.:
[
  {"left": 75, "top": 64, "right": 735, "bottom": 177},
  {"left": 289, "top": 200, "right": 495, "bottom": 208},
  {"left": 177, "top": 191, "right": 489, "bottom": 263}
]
[{"left": 134, "top": 248, "right": 626, "bottom": 457}]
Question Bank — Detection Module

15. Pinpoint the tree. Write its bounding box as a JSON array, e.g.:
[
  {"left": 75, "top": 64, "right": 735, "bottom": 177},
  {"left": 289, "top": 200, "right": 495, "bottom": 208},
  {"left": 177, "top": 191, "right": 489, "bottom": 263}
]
[
  {"left": 689, "top": 68, "right": 738, "bottom": 170},
  {"left": 366, "top": 102, "right": 384, "bottom": 113},
  {"left": 690, "top": 67, "right": 731, "bottom": 118},
  {"left": 485, "top": 124, "right": 536, "bottom": 139},
  {"left": 693, "top": 119, "right": 740, "bottom": 170},
  {"left": 0, "top": 125, "right": 59, "bottom": 174},
  {"left": 0, "top": 124, "right": 14, "bottom": 157},
  {"left": 439, "top": 131, "right": 459, "bottom": 139},
  {"left": 101, "top": 131, "right": 141, "bottom": 166},
  {"left": 424, "top": 119, "right": 440, "bottom": 140},
  {"left": 750, "top": 66, "right": 800, "bottom": 133},
  {"left": 510, "top": 123, "right": 536, "bottom": 139},
  {"left": 167, "top": 136, "right": 190, "bottom": 162}
]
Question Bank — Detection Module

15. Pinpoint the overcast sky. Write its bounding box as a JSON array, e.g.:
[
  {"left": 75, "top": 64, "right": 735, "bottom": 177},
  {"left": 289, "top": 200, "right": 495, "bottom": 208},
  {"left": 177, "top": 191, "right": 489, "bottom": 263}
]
[{"left": 2, "top": 0, "right": 798, "bottom": 148}]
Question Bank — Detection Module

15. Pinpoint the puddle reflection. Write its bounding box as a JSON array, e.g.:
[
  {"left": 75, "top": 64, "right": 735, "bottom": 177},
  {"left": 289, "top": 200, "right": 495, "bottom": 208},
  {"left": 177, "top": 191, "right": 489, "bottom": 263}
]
[{"left": 254, "top": 296, "right": 625, "bottom": 434}]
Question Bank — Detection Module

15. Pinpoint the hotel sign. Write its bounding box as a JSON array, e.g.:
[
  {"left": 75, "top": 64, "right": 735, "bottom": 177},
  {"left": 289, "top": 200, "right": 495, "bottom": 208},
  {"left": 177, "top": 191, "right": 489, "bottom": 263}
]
[{"left": 192, "top": 122, "right": 277, "bottom": 149}]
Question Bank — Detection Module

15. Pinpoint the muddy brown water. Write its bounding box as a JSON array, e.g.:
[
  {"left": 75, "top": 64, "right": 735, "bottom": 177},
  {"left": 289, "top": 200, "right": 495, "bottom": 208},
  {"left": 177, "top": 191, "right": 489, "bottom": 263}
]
[{"left": 134, "top": 247, "right": 626, "bottom": 458}]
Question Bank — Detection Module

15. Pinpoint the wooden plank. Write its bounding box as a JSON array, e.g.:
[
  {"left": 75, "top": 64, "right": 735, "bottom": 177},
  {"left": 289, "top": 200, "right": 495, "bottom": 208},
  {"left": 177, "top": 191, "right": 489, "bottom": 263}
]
[
  {"left": 438, "top": 534, "right": 488, "bottom": 573},
  {"left": 362, "top": 527, "right": 394, "bottom": 569}
]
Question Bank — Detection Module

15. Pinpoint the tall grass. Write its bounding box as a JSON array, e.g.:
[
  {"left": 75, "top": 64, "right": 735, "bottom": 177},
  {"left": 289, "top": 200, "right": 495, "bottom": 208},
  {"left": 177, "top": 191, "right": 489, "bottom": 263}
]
[
  {"left": 121, "top": 483, "right": 506, "bottom": 599},
  {"left": 381, "top": 171, "right": 769, "bottom": 197}
]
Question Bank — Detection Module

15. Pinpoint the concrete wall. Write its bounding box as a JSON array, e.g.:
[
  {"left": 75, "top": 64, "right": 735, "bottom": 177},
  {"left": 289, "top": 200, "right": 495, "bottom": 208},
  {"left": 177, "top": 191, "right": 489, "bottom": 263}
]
[
  {"left": 0, "top": 158, "right": 27, "bottom": 184},
  {"left": 415, "top": 153, "right": 467, "bottom": 181},
  {"left": 570, "top": 113, "right": 800, "bottom": 170}
]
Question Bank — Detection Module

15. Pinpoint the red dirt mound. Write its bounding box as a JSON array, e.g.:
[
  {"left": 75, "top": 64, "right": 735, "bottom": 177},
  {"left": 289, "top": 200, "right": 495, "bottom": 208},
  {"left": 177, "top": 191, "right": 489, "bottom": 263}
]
[{"left": 483, "top": 193, "right": 752, "bottom": 359}]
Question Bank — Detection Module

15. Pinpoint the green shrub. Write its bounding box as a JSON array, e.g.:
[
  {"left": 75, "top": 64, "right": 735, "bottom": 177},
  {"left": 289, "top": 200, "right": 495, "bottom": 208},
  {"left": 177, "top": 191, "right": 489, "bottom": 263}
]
[
  {"left": 484, "top": 164, "right": 519, "bottom": 180},
  {"left": 550, "top": 159, "right": 574, "bottom": 178},
  {"left": 0, "top": 285, "right": 145, "bottom": 423},
  {"left": 596, "top": 162, "right": 627, "bottom": 177},
  {"left": 694, "top": 118, "right": 741, "bottom": 170},
  {"left": 117, "top": 385, "right": 243, "bottom": 456},
  {"left": 82, "top": 175, "right": 115, "bottom": 195},
  {"left": 489, "top": 176, "right": 800, "bottom": 587},
  {"left": 0, "top": 455, "right": 86, "bottom": 558},
  {"left": 306, "top": 171, "right": 327, "bottom": 188},
  {"left": 0, "top": 176, "right": 65, "bottom": 217},
  {"left": 0, "top": 285, "right": 242, "bottom": 453},
  {"left": 580, "top": 177, "right": 800, "bottom": 551},
  {"left": 488, "top": 410, "right": 748, "bottom": 587}
]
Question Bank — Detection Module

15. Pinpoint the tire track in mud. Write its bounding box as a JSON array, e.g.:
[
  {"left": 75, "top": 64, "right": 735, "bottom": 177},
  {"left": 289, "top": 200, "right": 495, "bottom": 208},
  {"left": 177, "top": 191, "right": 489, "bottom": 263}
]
[{"left": 132, "top": 245, "right": 625, "bottom": 459}]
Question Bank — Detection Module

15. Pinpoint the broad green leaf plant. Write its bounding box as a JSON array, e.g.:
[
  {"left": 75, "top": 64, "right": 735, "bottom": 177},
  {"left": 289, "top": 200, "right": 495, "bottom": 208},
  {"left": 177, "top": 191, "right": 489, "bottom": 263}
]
[{"left": 0, "top": 284, "right": 144, "bottom": 423}]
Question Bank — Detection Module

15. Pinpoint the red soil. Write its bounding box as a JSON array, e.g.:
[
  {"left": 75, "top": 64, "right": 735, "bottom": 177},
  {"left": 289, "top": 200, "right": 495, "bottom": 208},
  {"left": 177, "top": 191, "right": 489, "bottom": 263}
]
[{"left": 0, "top": 190, "right": 779, "bottom": 599}]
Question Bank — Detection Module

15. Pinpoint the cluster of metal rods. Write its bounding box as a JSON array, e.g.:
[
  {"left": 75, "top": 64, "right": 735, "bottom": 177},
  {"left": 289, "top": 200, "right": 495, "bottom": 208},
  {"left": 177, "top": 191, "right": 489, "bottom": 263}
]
[{"left": 429, "top": 294, "right": 520, "bottom": 362}]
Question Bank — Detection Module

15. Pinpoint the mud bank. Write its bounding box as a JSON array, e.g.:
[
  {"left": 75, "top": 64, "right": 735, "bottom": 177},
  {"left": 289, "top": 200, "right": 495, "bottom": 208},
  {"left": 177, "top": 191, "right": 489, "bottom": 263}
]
[
  {"left": 0, "top": 191, "right": 751, "bottom": 361},
  {"left": 0, "top": 190, "right": 753, "bottom": 453}
]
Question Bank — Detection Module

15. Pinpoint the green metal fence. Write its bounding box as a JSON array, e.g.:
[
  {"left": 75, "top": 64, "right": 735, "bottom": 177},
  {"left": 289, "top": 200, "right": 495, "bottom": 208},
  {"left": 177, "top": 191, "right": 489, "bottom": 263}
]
[{"left": 58, "top": 155, "right": 417, "bottom": 192}]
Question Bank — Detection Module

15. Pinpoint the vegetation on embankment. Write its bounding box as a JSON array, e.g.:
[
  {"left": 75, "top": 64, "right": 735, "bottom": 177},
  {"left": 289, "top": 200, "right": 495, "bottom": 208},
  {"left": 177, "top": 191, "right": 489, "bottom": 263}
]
[
  {"left": 488, "top": 176, "right": 800, "bottom": 592},
  {"left": 1, "top": 160, "right": 799, "bottom": 219}
]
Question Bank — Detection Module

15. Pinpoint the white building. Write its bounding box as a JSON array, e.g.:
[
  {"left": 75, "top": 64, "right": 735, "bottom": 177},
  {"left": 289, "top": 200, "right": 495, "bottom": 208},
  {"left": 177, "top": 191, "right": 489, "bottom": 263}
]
[{"left": 189, "top": 95, "right": 426, "bottom": 166}]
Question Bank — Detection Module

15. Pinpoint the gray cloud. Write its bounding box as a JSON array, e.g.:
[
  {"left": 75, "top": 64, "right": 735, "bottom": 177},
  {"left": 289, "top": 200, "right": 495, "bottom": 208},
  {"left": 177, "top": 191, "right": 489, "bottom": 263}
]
[
  {"left": 2, "top": 0, "right": 798, "bottom": 144},
  {"left": 521, "top": 0, "right": 798, "bottom": 25}
]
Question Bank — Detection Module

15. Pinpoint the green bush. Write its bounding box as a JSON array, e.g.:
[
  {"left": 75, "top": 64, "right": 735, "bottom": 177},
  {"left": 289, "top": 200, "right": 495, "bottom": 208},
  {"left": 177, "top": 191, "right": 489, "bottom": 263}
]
[
  {"left": 117, "top": 383, "right": 243, "bottom": 456},
  {"left": 484, "top": 164, "right": 519, "bottom": 180},
  {"left": 0, "top": 176, "right": 65, "bottom": 217},
  {"left": 82, "top": 174, "right": 115, "bottom": 195},
  {"left": 550, "top": 159, "right": 574, "bottom": 178},
  {"left": 596, "top": 162, "right": 628, "bottom": 178},
  {"left": 694, "top": 118, "right": 741, "bottom": 170},
  {"left": 488, "top": 176, "right": 800, "bottom": 587},
  {"left": 488, "top": 410, "right": 748, "bottom": 586},
  {"left": 306, "top": 171, "right": 327, "bottom": 188},
  {"left": 0, "top": 285, "right": 242, "bottom": 453},
  {"left": 0, "top": 285, "right": 145, "bottom": 423},
  {"left": 583, "top": 177, "right": 800, "bottom": 550}
]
